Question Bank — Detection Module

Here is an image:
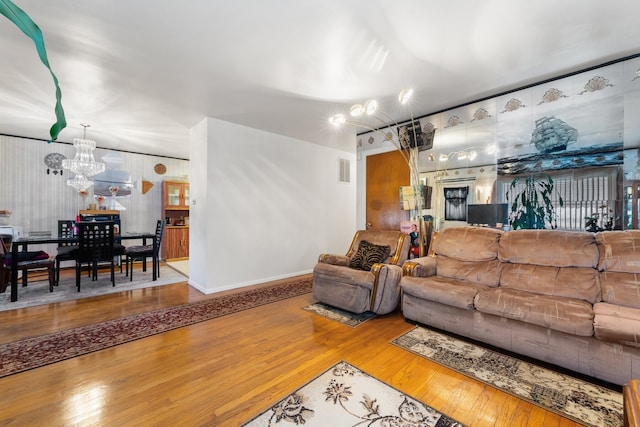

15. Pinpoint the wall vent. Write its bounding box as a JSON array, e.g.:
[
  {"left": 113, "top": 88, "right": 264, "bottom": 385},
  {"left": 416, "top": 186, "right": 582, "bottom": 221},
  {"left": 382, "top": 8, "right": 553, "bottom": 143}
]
[{"left": 338, "top": 157, "right": 350, "bottom": 183}]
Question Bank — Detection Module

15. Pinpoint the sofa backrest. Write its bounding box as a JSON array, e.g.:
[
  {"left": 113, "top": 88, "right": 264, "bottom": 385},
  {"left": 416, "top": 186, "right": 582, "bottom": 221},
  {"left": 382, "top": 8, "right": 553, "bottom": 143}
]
[
  {"left": 432, "top": 227, "right": 503, "bottom": 287},
  {"left": 498, "top": 230, "right": 599, "bottom": 268},
  {"left": 596, "top": 231, "right": 640, "bottom": 309},
  {"left": 498, "top": 230, "right": 601, "bottom": 304},
  {"left": 432, "top": 227, "right": 502, "bottom": 261},
  {"left": 346, "top": 229, "right": 410, "bottom": 266}
]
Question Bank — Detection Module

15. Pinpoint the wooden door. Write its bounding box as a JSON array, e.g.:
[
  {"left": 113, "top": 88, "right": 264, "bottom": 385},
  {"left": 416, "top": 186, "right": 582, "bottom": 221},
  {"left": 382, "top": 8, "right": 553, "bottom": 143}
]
[{"left": 366, "top": 150, "right": 410, "bottom": 230}]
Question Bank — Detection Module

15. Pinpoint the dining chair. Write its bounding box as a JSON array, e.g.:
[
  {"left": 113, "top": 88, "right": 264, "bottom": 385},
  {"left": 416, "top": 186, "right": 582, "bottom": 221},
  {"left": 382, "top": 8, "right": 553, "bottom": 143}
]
[
  {"left": 55, "top": 220, "right": 78, "bottom": 286},
  {"left": 124, "top": 220, "right": 165, "bottom": 281},
  {"left": 74, "top": 221, "right": 116, "bottom": 291},
  {"left": 0, "top": 233, "right": 55, "bottom": 293}
]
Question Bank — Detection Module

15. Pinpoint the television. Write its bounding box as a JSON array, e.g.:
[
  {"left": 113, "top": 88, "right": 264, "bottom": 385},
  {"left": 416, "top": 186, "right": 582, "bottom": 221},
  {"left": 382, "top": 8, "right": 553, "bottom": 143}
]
[{"left": 467, "top": 204, "right": 508, "bottom": 227}]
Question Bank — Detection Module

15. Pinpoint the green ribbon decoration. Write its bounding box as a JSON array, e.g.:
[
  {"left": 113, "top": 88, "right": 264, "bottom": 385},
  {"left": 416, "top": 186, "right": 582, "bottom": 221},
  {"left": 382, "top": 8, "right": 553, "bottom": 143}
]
[{"left": 0, "top": 0, "right": 66, "bottom": 140}]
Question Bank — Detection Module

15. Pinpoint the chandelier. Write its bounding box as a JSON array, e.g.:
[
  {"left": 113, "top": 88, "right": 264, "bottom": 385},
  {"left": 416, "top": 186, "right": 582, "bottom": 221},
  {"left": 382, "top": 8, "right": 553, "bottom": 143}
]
[
  {"left": 62, "top": 124, "right": 105, "bottom": 191},
  {"left": 330, "top": 89, "right": 431, "bottom": 256},
  {"left": 330, "top": 88, "right": 423, "bottom": 188}
]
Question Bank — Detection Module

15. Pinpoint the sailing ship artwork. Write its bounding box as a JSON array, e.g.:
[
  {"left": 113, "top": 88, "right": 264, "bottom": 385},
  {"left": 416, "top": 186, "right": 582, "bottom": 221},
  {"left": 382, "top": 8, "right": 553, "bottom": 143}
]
[
  {"left": 531, "top": 116, "right": 578, "bottom": 153},
  {"left": 498, "top": 115, "right": 623, "bottom": 175}
]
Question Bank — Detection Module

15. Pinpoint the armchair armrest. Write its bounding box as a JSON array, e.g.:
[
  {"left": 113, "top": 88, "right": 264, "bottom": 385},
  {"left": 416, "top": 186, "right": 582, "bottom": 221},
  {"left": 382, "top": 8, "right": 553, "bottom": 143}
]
[
  {"left": 369, "top": 263, "right": 403, "bottom": 314},
  {"left": 318, "top": 253, "right": 351, "bottom": 267},
  {"left": 402, "top": 256, "right": 437, "bottom": 277}
]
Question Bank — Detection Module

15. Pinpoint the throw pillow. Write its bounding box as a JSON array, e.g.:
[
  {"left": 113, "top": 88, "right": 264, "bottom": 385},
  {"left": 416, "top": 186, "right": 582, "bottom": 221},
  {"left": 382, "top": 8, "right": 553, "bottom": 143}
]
[{"left": 349, "top": 240, "right": 391, "bottom": 271}]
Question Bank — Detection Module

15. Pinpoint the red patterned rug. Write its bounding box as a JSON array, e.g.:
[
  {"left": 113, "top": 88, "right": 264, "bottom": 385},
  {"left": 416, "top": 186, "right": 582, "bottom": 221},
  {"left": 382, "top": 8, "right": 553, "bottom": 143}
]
[{"left": 0, "top": 276, "right": 312, "bottom": 378}]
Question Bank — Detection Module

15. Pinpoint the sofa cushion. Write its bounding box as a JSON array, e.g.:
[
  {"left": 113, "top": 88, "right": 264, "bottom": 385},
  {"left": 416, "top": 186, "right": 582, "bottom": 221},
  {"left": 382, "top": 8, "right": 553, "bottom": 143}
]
[
  {"left": 401, "top": 275, "right": 489, "bottom": 310},
  {"left": 432, "top": 227, "right": 501, "bottom": 262},
  {"left": 436, "top": 255, "right": 501, "bottom": 287},
  {"left": 498, "top": 230, "right": 598, "bottom": 268},
  {"left": 474, "top": 288, "right": 594, "bottom": 336},
  {"left": 594, "top": 302, "right": 640, "bottom": 348},
  {"left": 349, "top": 240, "right": 390, "bottom": 271},
  {"left": 500, "top": 263, "right": 601, "bottom": 304},
  {"left": 599, "top": 271, "right": 640, "bottom": 309},
  {"left": 596, "top": 230, "right": 640, "bottom": 273}
]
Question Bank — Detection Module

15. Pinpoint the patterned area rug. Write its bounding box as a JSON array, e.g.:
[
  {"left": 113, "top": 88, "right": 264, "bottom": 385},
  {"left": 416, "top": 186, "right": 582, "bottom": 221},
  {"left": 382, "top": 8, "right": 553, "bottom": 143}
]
[
  {"left": 0, "top": 276, "right": 312, "bottom": 378},
  {"left": 241, "top": 360, "right": 464, "bottom": 427},
  {"left": 0, "top": 265, "right": 186, "bottom": 311},
  {"left": 303, "top": 302, "right": 376, "bottom": 327},
  {"left": 392, "top": 326, "right": 623, "bottom": 427}
]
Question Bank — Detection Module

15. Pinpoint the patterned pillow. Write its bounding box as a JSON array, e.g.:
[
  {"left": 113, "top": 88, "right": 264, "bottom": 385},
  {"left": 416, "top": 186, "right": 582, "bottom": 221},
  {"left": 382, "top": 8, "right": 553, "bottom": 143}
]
[{"left": 349, "top": 240, "right": 391, "bottom": 271}]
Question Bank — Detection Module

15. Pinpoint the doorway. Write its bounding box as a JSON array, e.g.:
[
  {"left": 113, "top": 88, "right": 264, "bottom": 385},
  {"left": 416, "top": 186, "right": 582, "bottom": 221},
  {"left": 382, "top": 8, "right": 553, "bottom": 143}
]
[{"left": 366, "top": 150, "right": 410, "bottom": 230}]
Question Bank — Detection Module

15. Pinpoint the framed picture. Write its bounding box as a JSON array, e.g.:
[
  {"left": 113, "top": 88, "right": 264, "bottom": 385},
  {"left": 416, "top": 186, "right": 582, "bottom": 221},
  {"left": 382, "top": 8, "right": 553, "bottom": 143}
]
[
  {"left": 397, "top": 120, "right": 435, "bottom": 151},
  {"left": 399, "top": 185, "right": 432, "bottom": 210}
]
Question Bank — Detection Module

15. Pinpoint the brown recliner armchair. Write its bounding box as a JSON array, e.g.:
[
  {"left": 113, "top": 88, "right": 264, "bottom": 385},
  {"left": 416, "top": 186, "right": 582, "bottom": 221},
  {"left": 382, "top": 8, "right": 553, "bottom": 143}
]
[{"left": 312, "top": 229, "right": 410, "bottom": 314}]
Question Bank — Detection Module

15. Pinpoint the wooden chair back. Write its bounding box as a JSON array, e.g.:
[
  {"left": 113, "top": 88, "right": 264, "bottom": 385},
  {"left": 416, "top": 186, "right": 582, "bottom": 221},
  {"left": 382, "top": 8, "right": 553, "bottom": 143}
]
[{"left": 77, "top": 221, "right": 115, "bottom": 263}]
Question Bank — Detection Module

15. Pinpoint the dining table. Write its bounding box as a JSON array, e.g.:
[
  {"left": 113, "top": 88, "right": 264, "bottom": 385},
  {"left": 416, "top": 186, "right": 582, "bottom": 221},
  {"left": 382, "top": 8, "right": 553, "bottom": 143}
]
[{"left": 9, "top": 231, "right": 157, "bottom": 302}]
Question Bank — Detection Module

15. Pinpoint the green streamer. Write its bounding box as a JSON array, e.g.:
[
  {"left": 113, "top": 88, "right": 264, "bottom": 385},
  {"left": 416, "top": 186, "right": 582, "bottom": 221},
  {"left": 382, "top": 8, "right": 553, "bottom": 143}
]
[{"left": 0, "top": 0, "right": 66, "bottom": 140}]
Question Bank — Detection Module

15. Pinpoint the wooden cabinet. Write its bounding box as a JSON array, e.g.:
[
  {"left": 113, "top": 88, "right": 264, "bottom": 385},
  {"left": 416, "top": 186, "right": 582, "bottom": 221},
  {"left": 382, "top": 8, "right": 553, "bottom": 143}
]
[
  {"left": 162, "top": 181, "right": 189, "bottom": 260},
  {"left": 163, "top": 226, "right": 189, "bottom": 260},
  {"left": 163, "top": 181, "right": 189, "bottom": 210}
]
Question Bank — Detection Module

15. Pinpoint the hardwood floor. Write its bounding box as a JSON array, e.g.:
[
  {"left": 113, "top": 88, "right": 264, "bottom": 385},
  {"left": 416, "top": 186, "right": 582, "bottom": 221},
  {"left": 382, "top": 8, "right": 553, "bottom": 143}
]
[{"left": 0, "top": 269, "right": 583, "bottom": 426}]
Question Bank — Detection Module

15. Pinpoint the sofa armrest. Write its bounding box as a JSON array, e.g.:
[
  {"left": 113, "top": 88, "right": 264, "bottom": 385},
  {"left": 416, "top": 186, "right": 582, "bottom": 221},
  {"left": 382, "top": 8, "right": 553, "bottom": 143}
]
[
  {"left": 402, "top": 256, "right": 437, "bottom": 277},
  {"left": 318, "top": 253, "right": 351, "bottom": 267},
  {"left": 369, "top": 263, "right": 403, "bottom": 314}
]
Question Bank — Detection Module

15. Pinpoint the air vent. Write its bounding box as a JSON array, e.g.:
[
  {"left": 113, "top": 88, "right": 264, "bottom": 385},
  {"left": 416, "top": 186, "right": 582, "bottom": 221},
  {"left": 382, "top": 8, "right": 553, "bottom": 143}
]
[{"left": 339, "top": 157, "right": 350, "bottom": 183}]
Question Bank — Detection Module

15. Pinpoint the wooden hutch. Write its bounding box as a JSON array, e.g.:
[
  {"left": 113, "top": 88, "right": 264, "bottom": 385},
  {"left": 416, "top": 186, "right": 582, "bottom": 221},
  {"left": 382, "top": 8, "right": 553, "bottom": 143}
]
[{"left": 162, "top": 180, "right": 189, "bottom": 260}]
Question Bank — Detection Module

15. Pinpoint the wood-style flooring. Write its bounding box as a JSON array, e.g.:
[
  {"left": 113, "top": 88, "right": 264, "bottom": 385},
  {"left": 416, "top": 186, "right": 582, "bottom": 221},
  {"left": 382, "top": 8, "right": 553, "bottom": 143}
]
[{"left": 0, "top": 267, "right": 584, "bottom": 426}]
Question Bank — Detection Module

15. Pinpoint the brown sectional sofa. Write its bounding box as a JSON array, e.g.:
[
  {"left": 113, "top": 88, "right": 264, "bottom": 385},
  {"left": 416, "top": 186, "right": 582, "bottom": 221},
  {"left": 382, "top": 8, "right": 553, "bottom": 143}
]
[{"left": 400, "top": 226, "right": 640, "bottom": 386}]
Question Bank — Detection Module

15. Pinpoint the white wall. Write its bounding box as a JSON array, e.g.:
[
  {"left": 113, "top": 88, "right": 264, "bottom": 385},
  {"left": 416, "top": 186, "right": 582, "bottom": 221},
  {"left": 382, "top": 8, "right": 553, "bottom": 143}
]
[{"left": 189, "top": 117, "right": 356, "bottom": 293}]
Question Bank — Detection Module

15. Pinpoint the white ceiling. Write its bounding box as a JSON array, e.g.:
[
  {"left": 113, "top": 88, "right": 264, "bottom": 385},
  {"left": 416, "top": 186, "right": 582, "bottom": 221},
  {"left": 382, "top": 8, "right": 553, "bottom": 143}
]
[{"left": 1, "top": 0, "right": 639, "bottom": 160}]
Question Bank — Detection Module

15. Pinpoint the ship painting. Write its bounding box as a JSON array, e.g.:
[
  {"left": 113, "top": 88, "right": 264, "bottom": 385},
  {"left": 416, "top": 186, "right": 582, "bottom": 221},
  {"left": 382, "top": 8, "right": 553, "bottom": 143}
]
[{"left": 530, "top": 116, "right": 578, "bottom": 153}]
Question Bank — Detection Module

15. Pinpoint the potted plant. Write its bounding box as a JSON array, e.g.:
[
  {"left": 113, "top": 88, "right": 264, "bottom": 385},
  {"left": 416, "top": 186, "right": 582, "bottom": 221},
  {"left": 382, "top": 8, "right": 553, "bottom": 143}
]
[
  {"left": 584, "top": 204, "right": 614, "bottom": 232},
  {"left": 506, "top": 174, "right": 563, "bottom": 229}
]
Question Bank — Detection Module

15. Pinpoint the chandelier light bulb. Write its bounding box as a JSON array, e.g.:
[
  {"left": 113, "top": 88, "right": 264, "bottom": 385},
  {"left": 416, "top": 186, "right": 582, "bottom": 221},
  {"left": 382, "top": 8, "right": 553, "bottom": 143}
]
[
  {"left": 329, "top": 114, "right": 347, "bottom": 125},
  {"left": 398, "top": 88, "right": 414, "bottom": 104},
  {"left": 350, "top": 103, "right": 365, "bottom": 117},
  {"left": 364, "top": 99, "right": 377, "bottom": 115}
]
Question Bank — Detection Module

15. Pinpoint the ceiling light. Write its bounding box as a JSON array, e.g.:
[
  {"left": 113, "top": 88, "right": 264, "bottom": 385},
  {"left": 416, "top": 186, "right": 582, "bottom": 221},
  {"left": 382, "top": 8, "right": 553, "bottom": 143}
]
[
  {"left": 329, "top": 114, "right": 347, "bottom": 125},
  {"left": 439, "top": 154, "right": 449, "bottom": 162},
  {"left": 468, "top": 150, "right": 477, "bottom": 161},
  {"left": 398, "top": 88, "right": 414, "bottom": 104},
  {"left": 364, "top": 99, "right": 377, "bottom": 115},
  {"left": 350, "top": 104, "right": 365, "bottom": 117},
  {"left": 62, "top": 124, "right": 106, "bottom": 190}
]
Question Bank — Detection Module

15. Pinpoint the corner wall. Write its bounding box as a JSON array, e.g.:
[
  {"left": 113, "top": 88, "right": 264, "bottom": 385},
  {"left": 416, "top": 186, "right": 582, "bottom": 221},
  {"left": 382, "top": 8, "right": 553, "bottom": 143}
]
[{"left": 189, "top": 117, "right": 356, "bottom": 293}]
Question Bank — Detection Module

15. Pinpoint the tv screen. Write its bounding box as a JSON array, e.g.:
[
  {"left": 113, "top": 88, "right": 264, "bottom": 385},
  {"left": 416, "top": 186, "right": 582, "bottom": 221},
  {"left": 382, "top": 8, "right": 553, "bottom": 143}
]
[{"left": 467, "top": 204, "right": 508, "bottom": 227}]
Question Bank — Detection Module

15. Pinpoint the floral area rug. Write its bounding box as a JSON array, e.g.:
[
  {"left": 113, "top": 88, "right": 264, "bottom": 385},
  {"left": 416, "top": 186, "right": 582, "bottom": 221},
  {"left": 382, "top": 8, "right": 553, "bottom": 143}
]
[
  {"left": 0, "top": 265, "right": 186, "bottom": 311},
  {"left": 303, "top": 302, "right": 376, "bottom": 327},
  {"left": 0, "top": 277, "right": 312, "bottom": 378},
  {"left": 392, "top": 326, "right": 623, "bottom": 427},
  {"left": 241, "top": 360, "right": 464, "bottom": 427}
]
